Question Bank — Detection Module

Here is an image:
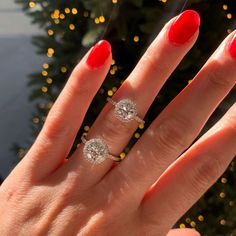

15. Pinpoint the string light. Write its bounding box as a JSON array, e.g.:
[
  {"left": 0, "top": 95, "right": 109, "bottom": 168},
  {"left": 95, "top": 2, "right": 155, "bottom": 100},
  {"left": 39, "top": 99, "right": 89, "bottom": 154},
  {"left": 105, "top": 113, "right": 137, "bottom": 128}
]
[
  {"left": 108, "top": 90, "right": 113, "bottom": 96},
  {"left": 134, "top": 133, "right": 140, "bottom": 138},
  {"left": 72, "top": 8, "right": 78, "bottom": 15},
  {"left": 46, "top": 78, "right": 53, "bottom": 84},
  {"left": 223, "top": 4, "right": 228, "bottom": 10},
  {"left": 219, "top": 192, "right": 226, "bottom": 198},
  {"left": 84, "top": 126, "right": 90, "bottom": 131},
  {"left": 43, "top": 63, "right": 49, "bottom": 69},
  {"left": 133, "top": 36, "right": 139, "bottom": 42},
  {"left": 47, "top": 48, "right": 55, "bottom": 57},
  {"left": 41, "top": 86, "right": 48, "bottom": 93},
  {"left": 139, "top": 123, "right": 145, "bottom": 129},
  {"left": 42, "top": 70, "right": 48, "bottom": 76},
  {"left": 54, "top": 19, "right": 60, "bottom": 24},
  {"left": 110, "top": 69, "right": 116, "bottom": 75},
  {"left": 48, "top": 29, "right": 54, "bottom": 36},
  {"left": 190, "top": 221, "right": 196, "bottom": 227},
  {"left": 112, "top": 87, "right": 117, "bottom": 92},
  {"left": 179, "top": 223, "right": 186, "bottom": 228},
  {"left": 112, "top": 65, "right": 118, "bottom": 72},
  {"left": 220, "top": 219, "right": 226, "bottom": 225},
  {"left": 33, "top": 117, "right": 40, "bottom": 124},
  {"left": 51, "top": 9, "right": 60, "bottom": 19},
  {"left": 94, "top": 18, "right": 100, "bottom": 24},
  {"left": 185, "top": 218, "right": 191, "bottom": 223},
  {"left": 198, "top": 215, "right": 204, "bottom": 221},
  {"left": 61, "top": 66, "right": 67, "bottom": 73},
  {"left": 112, "top": 0, "right": 118, "bottom": 3},
  {"left": 60, "top": 13, "right": 65, "bottom": 19},
  {"left": 65, "top": 8, "right": 70, "bottom": 14},
  {"left": 221, "top": 177, "right": 227, "bottom": 183},
  {"left": 227, "top": 13, "right": 232, "bottom": 19},
  {"left": 29, "top": 1, "right": 36, "bottom": 8},
  {"left": 99, "top": 16, "right": 105, "bottom": 23},
  {"left": 69, "top": 24, "right": 75, "bottom": 30}
]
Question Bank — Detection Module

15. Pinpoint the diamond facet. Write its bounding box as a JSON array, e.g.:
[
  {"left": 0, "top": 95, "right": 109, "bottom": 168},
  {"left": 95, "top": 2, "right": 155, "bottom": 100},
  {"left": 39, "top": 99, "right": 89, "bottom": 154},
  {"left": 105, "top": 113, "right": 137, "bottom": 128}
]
[
  {"left": 114, "top": 99, "right": 137, "bottom": 122},
  {"left": 83, "top": 138, "right": 108, "bottom": 164}
]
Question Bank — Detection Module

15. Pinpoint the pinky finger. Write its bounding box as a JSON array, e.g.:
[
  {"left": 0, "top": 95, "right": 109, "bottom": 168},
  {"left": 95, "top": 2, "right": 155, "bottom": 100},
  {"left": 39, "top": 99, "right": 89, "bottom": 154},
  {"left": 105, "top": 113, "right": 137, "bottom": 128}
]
[{"left": 139, "top": 103, "right": 236, "bottom": 230}]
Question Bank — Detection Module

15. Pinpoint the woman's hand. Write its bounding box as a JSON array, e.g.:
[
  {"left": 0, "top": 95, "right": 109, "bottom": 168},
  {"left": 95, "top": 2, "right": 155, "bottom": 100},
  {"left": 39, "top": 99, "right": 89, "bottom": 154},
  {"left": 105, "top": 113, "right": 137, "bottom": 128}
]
[{"left": 0, "top": 10, "right": 236, "bottom": 236}]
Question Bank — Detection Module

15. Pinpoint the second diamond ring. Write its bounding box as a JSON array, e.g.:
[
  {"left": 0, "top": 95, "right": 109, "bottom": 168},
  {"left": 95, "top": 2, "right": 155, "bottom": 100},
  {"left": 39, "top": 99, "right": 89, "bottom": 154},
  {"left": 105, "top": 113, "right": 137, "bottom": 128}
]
[{"left": 107, "top": 97, "right": 145, "bottom": 124}]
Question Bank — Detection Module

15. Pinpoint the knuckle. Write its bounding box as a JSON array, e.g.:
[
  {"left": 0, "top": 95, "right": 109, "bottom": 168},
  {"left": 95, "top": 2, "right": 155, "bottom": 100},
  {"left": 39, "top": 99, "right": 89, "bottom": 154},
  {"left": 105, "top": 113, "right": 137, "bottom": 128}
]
[
  {"left": 150, "top": 115, "right": 193, "bottom": 154},
  {"left": 142, "top": 50, "right": 169, "bottom": 75},
  {"left": 189, "top": 155, "right": 224, "bottom": 194},
  {"left": 67, "top": 80, "right": 90, "bottom": 99},
  {"left": 42, "top": 111, "right": 71, "bottom": 141},
  {"left": 207, "top": 68, "right": 232, "bottom": 90}
]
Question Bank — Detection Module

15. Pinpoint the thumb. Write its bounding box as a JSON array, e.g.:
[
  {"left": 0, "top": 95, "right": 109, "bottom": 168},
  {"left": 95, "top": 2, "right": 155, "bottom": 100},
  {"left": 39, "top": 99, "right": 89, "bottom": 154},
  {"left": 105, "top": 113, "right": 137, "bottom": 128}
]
[{"left": 167, "top": 228, "right": 201, "bottom": 236}]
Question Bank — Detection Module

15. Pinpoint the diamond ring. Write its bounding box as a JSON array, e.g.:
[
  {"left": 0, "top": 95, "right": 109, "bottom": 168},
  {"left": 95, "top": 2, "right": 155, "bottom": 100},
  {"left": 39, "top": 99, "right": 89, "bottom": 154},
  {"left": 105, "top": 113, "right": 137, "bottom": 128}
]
[
  {"left": 81, "top": 134, "right": 121, "bottom": 164},
  {"left": 107, "top": 97, "right": 145, "bottom": 124}
]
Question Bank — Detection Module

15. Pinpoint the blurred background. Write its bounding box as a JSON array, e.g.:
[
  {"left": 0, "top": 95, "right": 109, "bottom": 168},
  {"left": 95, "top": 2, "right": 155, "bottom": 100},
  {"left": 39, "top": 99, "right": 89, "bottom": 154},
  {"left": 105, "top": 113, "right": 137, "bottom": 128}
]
[
  {"left": 0, "top": 0, "right": 44, "bottom": 179},
  {"left": 0, "top": 0, "right": 235, "bottom": 235}
]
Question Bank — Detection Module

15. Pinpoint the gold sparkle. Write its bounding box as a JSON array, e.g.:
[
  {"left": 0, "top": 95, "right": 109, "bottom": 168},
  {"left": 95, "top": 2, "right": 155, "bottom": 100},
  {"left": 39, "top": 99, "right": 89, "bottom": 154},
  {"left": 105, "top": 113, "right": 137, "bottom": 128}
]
[
  {"left": 69, "top": 24, "right": 75, "bottom": 30},
  {"left": 223, "top": 4, "right": 228, "bottom": 10},
  {"left": 41, "top": 86, "right": 48, "bottom": 93},
  {"left": 198, "top": 215, "right": 204, "bottom": 221},
  {"left": 108, "top": 90, "right": 113, "bottom": 96},
  {"left": 72, "top": 8, "right": 78, "bottom": 15},
  {"left": 179, "top": 223, "right": 186, "bottom": 228},
  {"left": 65, "top": 8, "right": 70, "bottom": 14},
  {"left": 133, "top": 36, "right": 139, "bottom": 42},
  {"left": 29, "top": 1, "right": 36, "bottom": 8},
  {"left": 227, "top": 13, "right": 232, "bottom": 19}
]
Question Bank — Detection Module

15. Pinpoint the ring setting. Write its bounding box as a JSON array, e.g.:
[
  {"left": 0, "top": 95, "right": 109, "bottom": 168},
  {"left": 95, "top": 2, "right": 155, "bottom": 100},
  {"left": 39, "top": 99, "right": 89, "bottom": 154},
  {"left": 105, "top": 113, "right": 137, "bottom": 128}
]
[
  {"left": 107, "top": 97, "right": 144, "bottom": 124},
  {"left": 81, "top": 134, "right": 121, "bottom": 164}
]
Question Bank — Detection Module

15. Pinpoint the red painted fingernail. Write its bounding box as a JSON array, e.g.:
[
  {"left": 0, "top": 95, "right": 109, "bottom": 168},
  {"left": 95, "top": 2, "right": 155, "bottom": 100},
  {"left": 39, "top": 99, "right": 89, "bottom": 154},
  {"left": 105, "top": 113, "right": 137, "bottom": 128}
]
[
  {"left": 86, "top": 40, "right": 111, "bottom": 69},
  {"left": 228, "top": 33, "right": 236, "bottom": 59},
  {"left": 168, "top": 10, "right": 200, "bottom": 45}
]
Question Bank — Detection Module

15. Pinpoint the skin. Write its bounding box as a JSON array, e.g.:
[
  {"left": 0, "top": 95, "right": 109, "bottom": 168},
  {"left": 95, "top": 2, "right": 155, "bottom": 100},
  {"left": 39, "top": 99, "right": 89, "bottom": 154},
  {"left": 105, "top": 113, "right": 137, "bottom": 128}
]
[{"left": 0, "top": 12, "right": 235, "bottom": 236}]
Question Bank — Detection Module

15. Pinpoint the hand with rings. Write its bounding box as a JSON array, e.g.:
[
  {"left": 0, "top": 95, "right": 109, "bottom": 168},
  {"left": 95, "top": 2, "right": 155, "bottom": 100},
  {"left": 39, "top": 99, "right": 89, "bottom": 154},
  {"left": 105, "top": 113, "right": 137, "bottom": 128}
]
[{"left": 1, "top": 10, "right": 236, "bottom": 236}]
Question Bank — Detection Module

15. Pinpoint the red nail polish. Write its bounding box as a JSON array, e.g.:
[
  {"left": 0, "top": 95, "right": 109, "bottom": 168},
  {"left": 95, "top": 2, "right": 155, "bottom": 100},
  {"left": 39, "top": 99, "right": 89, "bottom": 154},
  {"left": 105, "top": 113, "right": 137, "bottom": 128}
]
[
  {"left": 168, "top": 10, "right": 200, "bottom": 45},
  {"left": 86, "top": 40, "right": 111, "bottom": 69},
  {"left": 228, "top": 34, "right": 236, "bottom": 59}
]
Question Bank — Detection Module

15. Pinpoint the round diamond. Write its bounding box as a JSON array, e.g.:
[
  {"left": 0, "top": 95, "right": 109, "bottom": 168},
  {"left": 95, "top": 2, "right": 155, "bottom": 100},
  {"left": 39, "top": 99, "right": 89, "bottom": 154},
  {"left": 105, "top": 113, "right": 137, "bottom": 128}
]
[
  {"left": 83, "top": 138, "right": 108, "bottom": 164},
  {"left": 114, "top": 99, "right": 137, "bottom": 122}
]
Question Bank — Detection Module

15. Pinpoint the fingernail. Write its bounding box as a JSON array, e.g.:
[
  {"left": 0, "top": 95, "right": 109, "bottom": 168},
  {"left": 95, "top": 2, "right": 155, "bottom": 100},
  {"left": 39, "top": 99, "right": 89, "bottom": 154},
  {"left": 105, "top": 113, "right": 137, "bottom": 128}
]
[
  {"left": 86, "top": 40, "right": 111, "bottom": 69},
  {"left": 168, "top": 10, "right": 200, "bottom": 45},
  {"left": 228, "top": 33, "right": 236, "bottom": 59}
]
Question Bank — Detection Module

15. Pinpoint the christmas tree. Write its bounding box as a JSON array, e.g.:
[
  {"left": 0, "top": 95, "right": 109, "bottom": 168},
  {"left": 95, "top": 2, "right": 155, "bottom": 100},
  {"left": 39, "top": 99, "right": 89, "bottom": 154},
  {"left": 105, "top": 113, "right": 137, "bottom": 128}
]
[{"left": 12, "top": 0, "right": 236, "bottom": 235}]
